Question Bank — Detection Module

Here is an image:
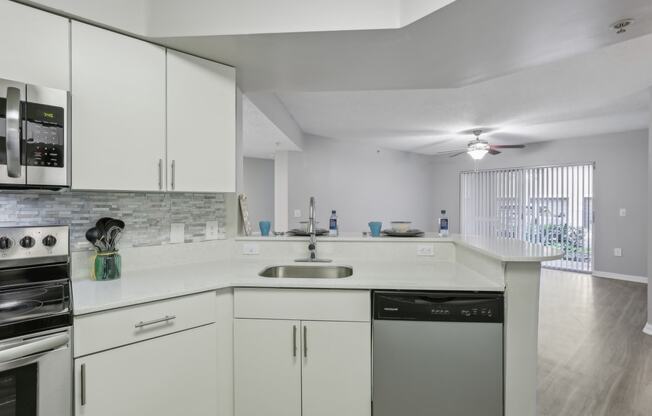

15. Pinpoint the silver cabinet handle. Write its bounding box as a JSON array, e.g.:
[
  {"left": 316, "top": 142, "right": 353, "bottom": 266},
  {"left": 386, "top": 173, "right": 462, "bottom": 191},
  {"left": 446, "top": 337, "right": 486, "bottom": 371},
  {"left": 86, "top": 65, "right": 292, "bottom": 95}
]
[
  {"left": 171, "top": 160, "right": 176, "bottom": 190},
  {"left": 303, "top": 325, "right": 307, "bottom": 358},
  {"left": 134, "top": 315, "right": 176, "bottom": 329},
  {"left": 5, "top": 87, "right": 21, "bottom": 178},
  {"left": 80, "top": 363, "right": 87, "bottom": 406},
  {"left": 158, "top": 159, "right": 163, "bottom": 190},
  {"left": 293, "top": 325, "right": 297, "bottom": 357}
]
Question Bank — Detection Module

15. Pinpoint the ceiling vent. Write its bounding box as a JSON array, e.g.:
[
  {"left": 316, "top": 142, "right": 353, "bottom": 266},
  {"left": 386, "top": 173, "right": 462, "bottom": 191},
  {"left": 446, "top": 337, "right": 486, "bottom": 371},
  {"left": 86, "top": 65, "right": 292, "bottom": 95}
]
[{"left": 611, "top": 18, "right": 634, "bottom": 34}]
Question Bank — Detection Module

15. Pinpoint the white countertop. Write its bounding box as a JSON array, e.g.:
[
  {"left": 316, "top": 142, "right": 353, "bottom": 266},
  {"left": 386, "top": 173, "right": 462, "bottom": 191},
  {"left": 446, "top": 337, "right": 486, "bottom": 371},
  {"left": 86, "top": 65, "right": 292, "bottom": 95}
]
[
  {"left": 236, "top": 232, "right": 455, "bottom": 243},
  {"left": 72, "top": 259, "right": 503, "bottom": 315},
  {"left": 453, "top": 235, "right": 563, "bottom": 262},
  {"left": 236, "top": 233, "right": 563, "bottom": 262}
]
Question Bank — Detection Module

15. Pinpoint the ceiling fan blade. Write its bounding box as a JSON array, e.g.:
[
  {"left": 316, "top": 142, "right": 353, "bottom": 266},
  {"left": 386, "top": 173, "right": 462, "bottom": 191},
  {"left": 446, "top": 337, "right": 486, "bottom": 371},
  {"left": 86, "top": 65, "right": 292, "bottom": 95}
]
[
  {"left": 433, "top": 147, "right": 466, "bottom": 155},
  {"left": 449, "top": 151, "right": 468, "bottom": 158},
  {"left": 488, "top": 149, "right": 501, "bottom": 155},
  {"left": 490, "top": 144, "right": 525, "bottom": 149}
]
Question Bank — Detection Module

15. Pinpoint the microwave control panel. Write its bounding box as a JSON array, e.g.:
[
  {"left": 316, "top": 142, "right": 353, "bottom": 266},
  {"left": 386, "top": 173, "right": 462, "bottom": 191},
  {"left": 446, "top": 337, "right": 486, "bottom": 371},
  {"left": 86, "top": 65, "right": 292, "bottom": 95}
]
[{"left": 25, "top": 102, "right": 65, "bottom": 168}]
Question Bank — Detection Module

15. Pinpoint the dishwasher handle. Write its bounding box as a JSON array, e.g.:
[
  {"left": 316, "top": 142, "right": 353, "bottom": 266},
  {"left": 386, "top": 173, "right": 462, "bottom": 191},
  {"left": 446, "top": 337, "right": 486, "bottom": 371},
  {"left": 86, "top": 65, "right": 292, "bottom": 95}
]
[
  {"left": 373, "top": 291, "right": 504, "bottom": 323},
  {"left": 376, "top": 292, "right": 503, "bottom": 305}
]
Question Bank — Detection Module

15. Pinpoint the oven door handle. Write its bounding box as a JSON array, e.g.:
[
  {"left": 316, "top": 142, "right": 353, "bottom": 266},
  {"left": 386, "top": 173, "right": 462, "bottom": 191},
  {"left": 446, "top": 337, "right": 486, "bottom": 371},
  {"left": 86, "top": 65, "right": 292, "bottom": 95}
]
[
  {"left": 5, "top": 86, "right": 22, "bottom": 178},
  {"left": 0, "top": 333, "right": 69, "bottom": 367}
]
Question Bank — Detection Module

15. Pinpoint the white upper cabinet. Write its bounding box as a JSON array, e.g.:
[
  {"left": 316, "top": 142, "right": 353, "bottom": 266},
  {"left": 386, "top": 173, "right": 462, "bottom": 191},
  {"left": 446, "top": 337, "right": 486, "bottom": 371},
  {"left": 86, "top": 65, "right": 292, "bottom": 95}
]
[
  {"left": 71, "top": 21, "right": 166, "bottom": 191},
  {"left": 0, "top": 0, "right": 70, "bottom": 90},
  {"left": 166, "top": 50, "right": 236, "bottom": 193}
]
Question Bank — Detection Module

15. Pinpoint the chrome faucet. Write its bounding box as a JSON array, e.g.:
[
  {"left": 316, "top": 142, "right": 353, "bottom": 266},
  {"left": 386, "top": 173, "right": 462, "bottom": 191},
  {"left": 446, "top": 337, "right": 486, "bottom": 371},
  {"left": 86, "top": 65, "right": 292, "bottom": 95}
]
[{"left": 296, "top": 196, "right": 332, "bottom": 263}]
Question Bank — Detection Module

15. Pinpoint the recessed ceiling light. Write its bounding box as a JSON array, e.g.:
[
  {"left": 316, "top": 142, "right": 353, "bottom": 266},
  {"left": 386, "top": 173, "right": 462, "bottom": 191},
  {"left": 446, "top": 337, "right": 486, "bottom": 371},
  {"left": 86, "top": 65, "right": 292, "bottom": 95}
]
[{"left": 611, "top": 18, "right": 634, "bottom": 34}]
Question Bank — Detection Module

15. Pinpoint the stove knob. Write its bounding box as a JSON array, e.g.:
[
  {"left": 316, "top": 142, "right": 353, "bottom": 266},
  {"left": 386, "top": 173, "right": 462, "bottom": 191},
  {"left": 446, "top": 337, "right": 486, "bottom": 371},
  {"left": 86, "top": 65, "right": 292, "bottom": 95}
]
[
  {"left": 19, "top": 236, "right": 35, "bottom": 249},
  {"left": 42, "top": 235, "right": 57, "bottom": 247},
  {"left": 0, "top": 237, "right": 13, "bottom": 250}
]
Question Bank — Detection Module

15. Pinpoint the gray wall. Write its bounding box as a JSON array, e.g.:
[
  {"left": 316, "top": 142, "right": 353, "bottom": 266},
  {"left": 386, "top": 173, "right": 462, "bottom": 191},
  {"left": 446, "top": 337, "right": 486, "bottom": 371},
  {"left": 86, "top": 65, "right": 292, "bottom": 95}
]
[
  {"left": 432, "top": 130, "right": 648, "bottom": 277},
  {"left": 288, "top": 135, "right": 435, "bottom": 232},
  {"left": 0, "top": 191, "right": 226, "bottom": 251},
  {"left": 243, "top": 157, "right": 275, "bottom": 230}
]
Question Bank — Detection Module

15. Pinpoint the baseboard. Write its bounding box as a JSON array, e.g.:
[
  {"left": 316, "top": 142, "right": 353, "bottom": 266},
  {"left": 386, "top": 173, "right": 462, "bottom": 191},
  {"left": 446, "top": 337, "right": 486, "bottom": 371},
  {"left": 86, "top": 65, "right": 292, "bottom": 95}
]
[
  {"left": 643, "top": 323, "right": 652, "bottom": 336},
  {"left": 592, "top": 270, "right": 648, "bottom": 284}
]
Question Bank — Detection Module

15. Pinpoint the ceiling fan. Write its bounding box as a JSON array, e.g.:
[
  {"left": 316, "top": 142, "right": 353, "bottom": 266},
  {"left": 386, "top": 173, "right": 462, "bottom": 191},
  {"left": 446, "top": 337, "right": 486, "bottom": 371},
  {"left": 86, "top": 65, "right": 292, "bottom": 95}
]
[{"left": 448, "top": 129, "right": 525, "bottom": 160}]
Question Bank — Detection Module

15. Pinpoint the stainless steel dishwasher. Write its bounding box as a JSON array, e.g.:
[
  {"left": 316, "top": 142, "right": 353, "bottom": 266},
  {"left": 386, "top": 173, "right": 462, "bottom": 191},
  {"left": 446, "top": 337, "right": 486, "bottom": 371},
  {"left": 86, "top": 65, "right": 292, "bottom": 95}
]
[{"left": 372, "top": 291, "right": 504, "bottom": 416}]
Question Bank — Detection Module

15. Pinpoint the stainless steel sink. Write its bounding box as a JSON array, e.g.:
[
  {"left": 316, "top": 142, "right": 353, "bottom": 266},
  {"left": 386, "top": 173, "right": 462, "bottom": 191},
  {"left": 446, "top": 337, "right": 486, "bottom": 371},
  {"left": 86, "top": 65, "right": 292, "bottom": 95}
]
[{"left": 259, "top": 265, "right": 353, "bottom": 279}]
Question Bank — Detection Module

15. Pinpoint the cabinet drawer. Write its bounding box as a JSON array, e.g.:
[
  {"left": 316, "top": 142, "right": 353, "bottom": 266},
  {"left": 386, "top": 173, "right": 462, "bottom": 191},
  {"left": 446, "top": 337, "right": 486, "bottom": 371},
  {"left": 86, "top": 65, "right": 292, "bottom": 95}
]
[
  {"left": 74, "top": 324, "right": 217, "bottom": 416},
  {"left": 234, "top": 288, "right": 370, "bottom": 322},
  {"left": 74, "top": 292, "right": 215, "bottom": 357}
]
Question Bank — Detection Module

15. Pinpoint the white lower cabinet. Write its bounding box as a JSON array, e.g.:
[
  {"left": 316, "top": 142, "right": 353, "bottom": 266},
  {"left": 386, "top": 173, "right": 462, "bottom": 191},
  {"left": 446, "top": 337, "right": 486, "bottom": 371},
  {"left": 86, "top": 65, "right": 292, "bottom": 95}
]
[
  {"left": 234, "top": 319, "right": 302, "bottom": 416},
  {"left": 301, "top": 321, "right": 371, "bottom": 416},
  {"left": 234, "top": 318, "right": 371, "bottom": 416},
  {"left": 74, "top": 324, "right": 217, "bottom": 416}
]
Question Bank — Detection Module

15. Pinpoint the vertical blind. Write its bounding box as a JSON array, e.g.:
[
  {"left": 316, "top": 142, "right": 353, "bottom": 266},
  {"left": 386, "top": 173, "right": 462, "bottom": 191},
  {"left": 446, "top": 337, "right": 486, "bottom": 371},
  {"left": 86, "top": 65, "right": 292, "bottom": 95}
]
[{"left": 460, "top": 163, "right": 594, "bottom": 272}]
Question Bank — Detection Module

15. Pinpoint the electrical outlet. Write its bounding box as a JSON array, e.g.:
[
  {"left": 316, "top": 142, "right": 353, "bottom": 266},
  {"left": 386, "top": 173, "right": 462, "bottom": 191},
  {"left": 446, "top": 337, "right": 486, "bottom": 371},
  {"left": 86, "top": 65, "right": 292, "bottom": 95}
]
[
  {"left": 170, "top": 223, "right": 185, "bottom": 244},
  {"left": 242, "top": 243, "right": 260, "bottom": 255},
  {"left": 417, "top": 244, "right": 435, "bottom": 256},
  {"left": 205, "top": 221, "right": 219, "bottom": 240},
  {"left": 619, "top": 208, "right": 627, "bottom": 217},
  {"left": 614, "top": 248, "right": 622, "bottom": 257},
  {"left": 293, "top": 209, "right": 302, "bottom": 218}
]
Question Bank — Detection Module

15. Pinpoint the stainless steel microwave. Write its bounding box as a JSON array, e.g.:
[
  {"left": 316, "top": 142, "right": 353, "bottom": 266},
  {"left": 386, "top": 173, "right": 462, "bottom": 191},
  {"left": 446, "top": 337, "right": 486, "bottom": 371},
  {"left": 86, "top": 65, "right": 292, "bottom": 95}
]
[{"left": 0, "top": 78, "right": 69, "bottom": 189}]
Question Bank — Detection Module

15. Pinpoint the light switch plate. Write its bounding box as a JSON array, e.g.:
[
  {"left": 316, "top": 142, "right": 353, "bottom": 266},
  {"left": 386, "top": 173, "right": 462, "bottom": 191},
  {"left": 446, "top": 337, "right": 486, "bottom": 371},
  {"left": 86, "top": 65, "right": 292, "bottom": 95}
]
[
  {"left": 614, "top": 248, "right": 622, "bottom": 257},
  {"left": 205, "top": 221, "right": 219, "bottom": 240},
  {"left": 619, "top": 208, "right": 627, "bottom": 217},
  {"left": 417, "top": 244, "right": 435, "bottom": 256},
  {"left": 242, "top": 243, "right": 260, "bottom": 255},
  {"left": 170, "top": 223, "right": 185, "bottom": 244},
  {"left": 293, "top": 209, "right": 302, "bottom": 218}
]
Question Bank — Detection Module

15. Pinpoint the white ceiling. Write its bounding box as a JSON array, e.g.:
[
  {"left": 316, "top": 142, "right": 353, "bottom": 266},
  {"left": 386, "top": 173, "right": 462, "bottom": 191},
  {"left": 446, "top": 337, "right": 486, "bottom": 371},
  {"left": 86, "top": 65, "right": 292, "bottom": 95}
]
[
  {"left": 276, "top": 33, "right": 652, "bottom": 154},
  {"left": 146, "top": 0, "right": 456, "bottom": 36},
  {"left": 27, "top": 0, "right": 652, "bottom": 156},
  {"left": 27, "top": 0, "right": 455, "bottom": 36},
  {"left": 156, "top": 0, "right": 652, "bottom": 156},
  {"left": 157, "top": 0, "right": 652, "bottom": 92},
  {"left": 242, "top": 95, "right": 300, "bottom": 159}
]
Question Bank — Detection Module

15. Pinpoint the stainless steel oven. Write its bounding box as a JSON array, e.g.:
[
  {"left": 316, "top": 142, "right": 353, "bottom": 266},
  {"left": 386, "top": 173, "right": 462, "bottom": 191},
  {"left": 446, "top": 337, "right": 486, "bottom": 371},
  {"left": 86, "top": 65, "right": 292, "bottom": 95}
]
[
  {"left": 0, "top": 226, "right": 71, "bottom": 416},
  {"left": 0, "top": 78, "right": 69, "bottom": 189},
  {"left": 0, "top": 328, "right": 71, "bottom": 416}
]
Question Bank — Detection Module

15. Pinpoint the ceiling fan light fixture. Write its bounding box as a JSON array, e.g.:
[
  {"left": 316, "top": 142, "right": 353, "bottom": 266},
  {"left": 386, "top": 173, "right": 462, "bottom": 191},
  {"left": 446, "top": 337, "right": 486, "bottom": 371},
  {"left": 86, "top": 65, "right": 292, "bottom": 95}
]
[
  {"left": 468, "top": 149, "right": 488, "bottom": 160},
  {"left": 467, "top": 140, "right": 489, "bottom": 160}
]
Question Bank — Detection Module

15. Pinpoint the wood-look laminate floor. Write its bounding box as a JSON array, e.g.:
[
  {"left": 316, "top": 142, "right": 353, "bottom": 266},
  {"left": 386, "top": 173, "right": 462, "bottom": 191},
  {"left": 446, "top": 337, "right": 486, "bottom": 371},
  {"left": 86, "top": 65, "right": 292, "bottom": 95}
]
[{"left": 538, "top": 269, "right": 652, "bottom": 416}]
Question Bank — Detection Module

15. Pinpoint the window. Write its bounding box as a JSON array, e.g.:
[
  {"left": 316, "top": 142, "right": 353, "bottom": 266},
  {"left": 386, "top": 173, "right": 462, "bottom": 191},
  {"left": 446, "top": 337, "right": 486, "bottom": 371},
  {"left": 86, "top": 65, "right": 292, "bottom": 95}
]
[{"left": 461, "top": 163, "right": 593, "bottom": 272}]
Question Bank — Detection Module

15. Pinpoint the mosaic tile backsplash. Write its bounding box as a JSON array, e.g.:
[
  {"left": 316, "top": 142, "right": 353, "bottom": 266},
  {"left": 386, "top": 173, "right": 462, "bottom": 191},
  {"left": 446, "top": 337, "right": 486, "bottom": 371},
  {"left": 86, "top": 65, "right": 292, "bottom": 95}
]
[{"left": 0, "top": 192, "right": 226, "bottom": 251}]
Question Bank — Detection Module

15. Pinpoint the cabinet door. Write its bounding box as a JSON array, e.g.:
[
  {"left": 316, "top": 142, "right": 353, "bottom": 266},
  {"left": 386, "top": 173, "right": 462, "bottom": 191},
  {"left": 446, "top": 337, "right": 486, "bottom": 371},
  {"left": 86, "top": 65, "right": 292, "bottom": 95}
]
[
  {"left": 166, "top": 50, "right": 236, "bottom": 193},
  {"left": 234, "top": 319, "right": 301, "bottom": 416},
  {"left": 71, "top": 21, "right": 166, "bottom": 191},
  {"left": 301, "top": 321, "right": 371, "bottom": 416},
  {"left": 0, "top": 1, "right": 69, "bottom": 90},
  {"left": 75, "top": 324, "right": 217, "bottom": 416}
]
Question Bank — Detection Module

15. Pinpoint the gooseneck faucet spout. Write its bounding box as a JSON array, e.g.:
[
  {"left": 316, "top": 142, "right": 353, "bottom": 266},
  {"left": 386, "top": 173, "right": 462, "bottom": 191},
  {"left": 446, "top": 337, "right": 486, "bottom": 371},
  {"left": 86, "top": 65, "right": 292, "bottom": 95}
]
[{"left": 296, "top": 196, "right": 332, "bottom": 263}]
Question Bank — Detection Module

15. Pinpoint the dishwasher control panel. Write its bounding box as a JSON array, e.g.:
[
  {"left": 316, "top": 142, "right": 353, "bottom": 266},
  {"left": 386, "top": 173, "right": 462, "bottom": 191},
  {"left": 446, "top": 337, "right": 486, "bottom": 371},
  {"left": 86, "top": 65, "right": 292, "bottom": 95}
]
[{"left": 373, "top": 291, "right": 504, "bottom": 323}]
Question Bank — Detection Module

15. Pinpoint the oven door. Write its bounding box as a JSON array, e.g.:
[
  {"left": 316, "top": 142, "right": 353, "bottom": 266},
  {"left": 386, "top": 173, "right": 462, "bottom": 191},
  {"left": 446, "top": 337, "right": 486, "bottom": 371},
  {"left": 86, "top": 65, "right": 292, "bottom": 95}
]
[
  {"left": 0, "top": 79, "right": 27, "bottom": 187},
  {"left": 0, "top": 328, "right": 71, "bottom": 416}
]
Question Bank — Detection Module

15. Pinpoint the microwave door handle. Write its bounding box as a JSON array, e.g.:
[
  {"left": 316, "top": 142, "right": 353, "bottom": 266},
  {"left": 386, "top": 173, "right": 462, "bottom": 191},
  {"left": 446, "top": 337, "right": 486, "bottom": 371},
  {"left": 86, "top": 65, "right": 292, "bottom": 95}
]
[{"left": 5, "top": 86, "right": 22, "bottom": 178}]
